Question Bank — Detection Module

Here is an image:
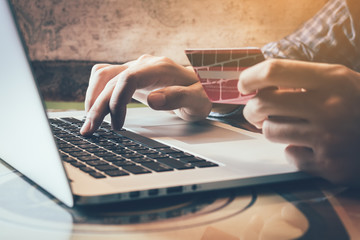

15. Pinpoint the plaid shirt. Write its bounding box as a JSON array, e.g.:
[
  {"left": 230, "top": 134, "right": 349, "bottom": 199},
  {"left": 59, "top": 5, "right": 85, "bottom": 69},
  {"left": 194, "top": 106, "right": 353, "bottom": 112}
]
[{"left": 262, "top": 0, "right": 360, "bottom": 72}]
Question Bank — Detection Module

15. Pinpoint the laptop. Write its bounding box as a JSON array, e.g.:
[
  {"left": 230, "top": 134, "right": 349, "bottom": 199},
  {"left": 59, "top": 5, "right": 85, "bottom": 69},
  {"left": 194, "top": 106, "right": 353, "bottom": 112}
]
[{"left": 0, "top": 0, "right": 310, "bottom": 208}]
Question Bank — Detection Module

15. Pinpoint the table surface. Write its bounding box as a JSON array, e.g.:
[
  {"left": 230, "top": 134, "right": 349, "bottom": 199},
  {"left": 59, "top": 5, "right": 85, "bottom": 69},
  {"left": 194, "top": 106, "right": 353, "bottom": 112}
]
[{"left": 1, "top": 105, "right": 359, "bottom": 240}]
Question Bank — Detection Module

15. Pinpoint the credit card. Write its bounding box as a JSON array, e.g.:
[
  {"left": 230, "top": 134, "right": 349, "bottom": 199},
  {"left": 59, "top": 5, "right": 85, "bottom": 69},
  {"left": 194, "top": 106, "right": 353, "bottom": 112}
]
[{"left": 185, "top": 48, "right": 264, "bottom": 104}]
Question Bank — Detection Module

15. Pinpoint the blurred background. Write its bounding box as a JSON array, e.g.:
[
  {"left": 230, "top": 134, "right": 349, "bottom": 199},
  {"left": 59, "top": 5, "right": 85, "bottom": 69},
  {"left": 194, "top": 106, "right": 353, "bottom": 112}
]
[{"left": 10, "top": 0, "right": 327, "bottom": 104}]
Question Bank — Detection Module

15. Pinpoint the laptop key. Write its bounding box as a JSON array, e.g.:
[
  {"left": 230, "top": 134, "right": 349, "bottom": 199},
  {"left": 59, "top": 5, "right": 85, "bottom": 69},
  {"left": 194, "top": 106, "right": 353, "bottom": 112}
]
[
  {"left": 85, "top": 135, "right": 101, "bottom": 143},
  {"left": 86, "top": 160, "right": 109, "bottom": 166},
  {"left": 63, "top": 136, "right": 82, "bottom": 142},
  {"left": 141, "top": 162, "right": 173, "bottom": 172},
  {"left": 92, "top": 150, "right": 111, "bottom": 156},
  {"left": 120, "top": 141, "right": 140, "bottom": 147},
  {"left": 146, "top": 153, "right": 169, "bottom": 159},
  {"left": 169, "top": 152, "right": 193, "bottom": 159},
  {"left": 122, "top": 165, "right": 152, "bottom": 174},
  {"left": 156, "top": 158, "right": 194, "bottom": 170},
  {"left": 85, "top": 147, "right": 105, "bottom": 154},
  {"left": 121, "top": 153, "right": 143, "bottom": 159},
  {"left": 113, "top": 148, "right": 134, "bottom": 155},
  {"left": 62, "top": 147, "right": 82, "bottom": 153},
  {"left": 77, "top": 144, "right": 95, "bottom": 149},
  {"left": 191, "top": 161, "right": 219, "bottom": 168},
  {"left": 178, "top": 156, "right": 205, "bottom": 163},
  {"left": 131, "top": 157, "right": 154, "bottom": 163},
  {"left": 70, "top": 161, "right": 86, "bottom": 168},
  {"left": 113, "top": 161, "right": 136, "bottom": 167},
  {"left": 94, "top": 165, "right": 118, "bottom": 171},
  {"left": 89, "top": 171, "right": 106, "bottom": 179},
  {"left": 69, "top": 151, "right": 92, "bottom": 157},
  {"left": 80, "top": 166, "right": 96, "bottom": 173},
  {"left": 105, "top": 169, "right": 129, "bottom": 177},
  {"left": 77, "top": 155, "right": 102, "bottom": 161},
  {"left": 127, "top": 145, "right": 149, "bottom": 151},
  {"left": 98, "top": 141, "right": 118, "bottom": 148},
  {"left": 135, "top": 149, "right": 158, "bottom": 155},
  {"left": 95, "top": 151, "right": 117, "bottom": 158},
  {"left": 156, "top": 147, "right": 182, "bottom": 154},
  {"left": 60, "top": 155, "right": 76, "bottom": 163},
  {"left": 102, "top": 155, "right": 127, "bottom": 162},
  {"left": 58, "top": 143, "right": 75, "bottom": 149}
]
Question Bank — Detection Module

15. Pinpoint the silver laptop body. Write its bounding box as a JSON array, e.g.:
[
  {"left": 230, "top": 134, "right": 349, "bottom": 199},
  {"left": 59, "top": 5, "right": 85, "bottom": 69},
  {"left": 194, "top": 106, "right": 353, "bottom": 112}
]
[{"left": 0, "top": 0, "right": 309, "bottom": 207}]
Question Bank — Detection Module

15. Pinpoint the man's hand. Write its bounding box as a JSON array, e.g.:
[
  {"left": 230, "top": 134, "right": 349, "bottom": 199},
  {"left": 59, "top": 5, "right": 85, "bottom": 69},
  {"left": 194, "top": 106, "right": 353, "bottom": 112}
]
[
  {"left": 239, "top": 59, "right": 360, "bottom": 186},
  {"left": 80, "top": 55, "right": 212, "bottom": 136}
]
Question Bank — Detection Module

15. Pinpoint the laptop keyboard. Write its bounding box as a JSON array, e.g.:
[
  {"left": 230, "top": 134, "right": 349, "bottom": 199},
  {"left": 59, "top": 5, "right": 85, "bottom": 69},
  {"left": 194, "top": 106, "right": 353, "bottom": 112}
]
[{"left": 50, "top": 118, "right": 218, "bottom": 179}]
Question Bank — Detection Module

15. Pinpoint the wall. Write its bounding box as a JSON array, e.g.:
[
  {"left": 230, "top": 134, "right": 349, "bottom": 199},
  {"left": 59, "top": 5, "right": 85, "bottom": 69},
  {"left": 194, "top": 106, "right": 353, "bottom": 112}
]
[
  {"left": 9, "top": 0, "right": 328, "bottom": 101},
  {"left": 12, "top": 0, "right": 327, "bottom": 65}
]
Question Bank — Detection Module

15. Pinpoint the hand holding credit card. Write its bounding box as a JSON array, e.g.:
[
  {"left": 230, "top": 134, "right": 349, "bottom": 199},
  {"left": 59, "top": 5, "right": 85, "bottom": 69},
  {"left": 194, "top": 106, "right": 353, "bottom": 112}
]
[{"left": 185, "top": 48, "right": 265, "bottom": 104}]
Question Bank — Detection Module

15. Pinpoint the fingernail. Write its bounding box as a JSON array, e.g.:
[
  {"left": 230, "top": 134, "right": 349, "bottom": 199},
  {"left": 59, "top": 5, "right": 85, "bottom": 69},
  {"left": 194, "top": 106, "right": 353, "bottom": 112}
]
[
  {"left": 80, "top": 119, "right": 91, "bottom": 135},
  {"left": 148, "top": 93, "right": 166, "bottom": 108}
]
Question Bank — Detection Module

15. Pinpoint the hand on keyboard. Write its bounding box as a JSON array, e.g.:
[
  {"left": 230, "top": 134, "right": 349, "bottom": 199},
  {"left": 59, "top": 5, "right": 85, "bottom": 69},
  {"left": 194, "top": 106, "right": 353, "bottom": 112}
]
[{"left": 80, "top": 55, "right": 212, "bottom": 136}]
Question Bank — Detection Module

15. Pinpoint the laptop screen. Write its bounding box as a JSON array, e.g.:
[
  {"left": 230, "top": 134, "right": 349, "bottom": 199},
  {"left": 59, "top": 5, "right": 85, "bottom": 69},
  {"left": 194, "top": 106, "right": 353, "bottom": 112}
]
[{"left": 0, "top": 0, "right": 73, "bottom": 207}]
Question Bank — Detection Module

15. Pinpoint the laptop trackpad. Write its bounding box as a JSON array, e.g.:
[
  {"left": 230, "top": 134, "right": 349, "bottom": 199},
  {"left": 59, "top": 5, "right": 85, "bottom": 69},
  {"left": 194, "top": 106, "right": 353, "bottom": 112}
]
[{"left": 141, "top": 121, "right": 254, "bottom": 144}]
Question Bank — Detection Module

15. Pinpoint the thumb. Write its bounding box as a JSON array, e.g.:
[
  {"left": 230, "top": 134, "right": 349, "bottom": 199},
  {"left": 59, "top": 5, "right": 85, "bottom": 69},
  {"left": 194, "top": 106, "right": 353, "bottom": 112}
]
[{"left": 147, "top": 83, "right": 212, "bottom": 121}]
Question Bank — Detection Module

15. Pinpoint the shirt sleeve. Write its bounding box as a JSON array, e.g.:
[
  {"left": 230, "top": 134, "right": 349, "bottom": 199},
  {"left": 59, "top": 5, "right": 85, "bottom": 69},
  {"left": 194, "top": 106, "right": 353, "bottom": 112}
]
[{"left": 262, "top": 0, "right": 360, "bottom": 72}]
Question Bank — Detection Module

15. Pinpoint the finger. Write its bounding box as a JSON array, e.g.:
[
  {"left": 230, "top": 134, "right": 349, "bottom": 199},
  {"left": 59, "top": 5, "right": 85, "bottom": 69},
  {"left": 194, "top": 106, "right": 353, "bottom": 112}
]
[
  {"left": 147, "top": 82, "right": 212, "bottom": 121},
  {"left": 285, "top": 145, "right": 318, "bottom": 174},
  {"left": 130, "top": 56, "right": 198, "bottom": 89},
  {"left": 243, "top": 89, "right": 315, "bottom": 128},
  {"left": 285, "top": 145, "right": 352, "bottom": 184},
  {"left": 85, "top": 64, "right": 111, "bottom": 112},
  {"left": 108, "top": 69, "right": 138, "bottom": 130},
  {"left": 238, "top": 59, "right": 329, "bottom": 94},
  {"left": 85, "top": 64, "right": 129, "bottom": 113},
  {"left": 262, "top": 119, "right": 313, "bottom": 148},
  {"left": 90, "top": 63, "right": 109, "bottom": 76},
  {"left": 148, "top": 82, "right": 206, "bottom": 109},
  {"left": 131, "top": 65, "right": 200, "bottom": 106},
  {"left": 80, "top": 79, "right": 117, "bottom": 136},
  {"left": 106, "top": 59, "right": 200, "bottom": 128}
]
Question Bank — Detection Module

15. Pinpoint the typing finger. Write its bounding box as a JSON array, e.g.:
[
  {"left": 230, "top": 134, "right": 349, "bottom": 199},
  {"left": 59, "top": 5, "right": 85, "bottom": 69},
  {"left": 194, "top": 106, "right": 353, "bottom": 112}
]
[
  {"left": 81, "top": 78, "right": 117, "bottom": 136},
  {"left": 85, "top": 64, "right": 111, "bottom": 112},
  {"left": 85, "top": 64, "right": 128, "bottom": 113},
  {"left": 109, "top": 69, "right": 138, "bottom": 130}
]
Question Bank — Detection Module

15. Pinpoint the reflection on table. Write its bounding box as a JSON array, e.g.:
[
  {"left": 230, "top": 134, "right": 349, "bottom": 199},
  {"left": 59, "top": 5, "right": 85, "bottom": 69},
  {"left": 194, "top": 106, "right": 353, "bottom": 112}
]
[{"left": 0, "top": 160, "right": 359, "bottom": 240}]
